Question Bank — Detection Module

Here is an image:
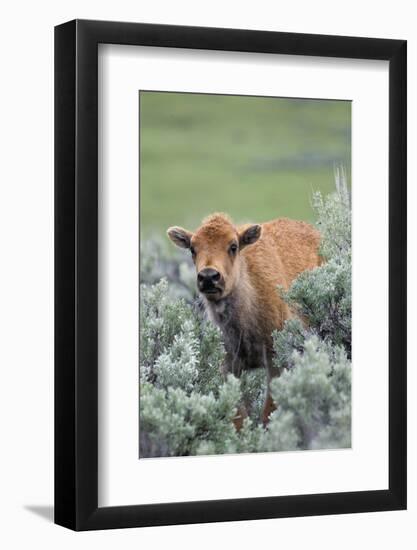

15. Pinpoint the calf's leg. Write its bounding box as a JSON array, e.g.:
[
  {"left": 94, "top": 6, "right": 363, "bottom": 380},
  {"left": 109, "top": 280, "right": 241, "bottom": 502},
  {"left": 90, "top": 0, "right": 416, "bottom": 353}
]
[{"left": 262, "top": 352, "right": 281, "bottom": 425}]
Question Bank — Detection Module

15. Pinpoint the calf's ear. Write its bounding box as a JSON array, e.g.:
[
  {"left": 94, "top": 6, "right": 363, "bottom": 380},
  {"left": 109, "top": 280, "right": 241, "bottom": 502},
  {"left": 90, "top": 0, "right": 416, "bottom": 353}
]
[
  {"left": 239, "top": 224, "right": 262, "bottom": 249},
  {"left": 167, "top": 226, "right": 193, "bottom": 249}
]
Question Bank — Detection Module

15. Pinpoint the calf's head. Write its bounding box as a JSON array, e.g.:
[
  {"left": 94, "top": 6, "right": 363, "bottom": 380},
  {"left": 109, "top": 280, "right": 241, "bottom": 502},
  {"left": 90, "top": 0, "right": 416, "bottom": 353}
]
[{"left": 167, "top": 213, "right": 261, "bottom": 301}]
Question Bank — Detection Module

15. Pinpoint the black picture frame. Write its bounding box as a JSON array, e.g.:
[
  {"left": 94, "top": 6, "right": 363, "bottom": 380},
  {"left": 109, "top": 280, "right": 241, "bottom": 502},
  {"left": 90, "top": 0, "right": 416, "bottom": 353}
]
[{"left": 55, "top": 19, "right": 407, "bottom": 531}]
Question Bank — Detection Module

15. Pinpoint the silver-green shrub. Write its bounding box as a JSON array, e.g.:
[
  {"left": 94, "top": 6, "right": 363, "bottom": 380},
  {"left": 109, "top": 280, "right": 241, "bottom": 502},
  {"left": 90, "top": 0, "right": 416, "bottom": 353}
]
[
  {"left": 313, "top": 165, "right": 351, "bottom": 261},
  {"left": 141, "top": 236, "right": 196, "bottom": 302},
  {"left": 140, "top": 376, "right": 263, "bottom": 457},
  {"left": 140, "top": 278, "right": 225, "bottom": 395},
  {"left": 139, "top": 171, "right": 351, "bottom": 457},
  {"left": 263, "top": 337, "right": 351, "bottom": 451},
  {"left": 281, "top": 256, "right": 351, "bottom": 354}
]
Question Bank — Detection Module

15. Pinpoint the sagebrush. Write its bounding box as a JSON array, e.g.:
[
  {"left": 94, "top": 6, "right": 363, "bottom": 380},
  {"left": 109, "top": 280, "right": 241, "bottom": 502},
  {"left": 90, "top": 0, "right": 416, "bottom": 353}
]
[{"left": 139, "top": 172, "right": 351, "bottom": 457}]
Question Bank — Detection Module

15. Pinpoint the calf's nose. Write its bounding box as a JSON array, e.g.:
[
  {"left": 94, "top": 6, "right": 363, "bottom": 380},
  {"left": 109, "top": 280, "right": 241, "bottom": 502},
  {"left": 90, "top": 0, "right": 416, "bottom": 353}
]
[{"left": 197, "top": 268, "right": 221, "bottom": 286}]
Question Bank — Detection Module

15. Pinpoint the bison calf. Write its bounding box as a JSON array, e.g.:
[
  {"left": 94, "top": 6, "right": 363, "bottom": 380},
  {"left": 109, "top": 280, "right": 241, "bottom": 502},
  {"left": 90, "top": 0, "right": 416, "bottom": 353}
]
[{"left": 167, "top": 213, "right": 321, "bottom": 425}]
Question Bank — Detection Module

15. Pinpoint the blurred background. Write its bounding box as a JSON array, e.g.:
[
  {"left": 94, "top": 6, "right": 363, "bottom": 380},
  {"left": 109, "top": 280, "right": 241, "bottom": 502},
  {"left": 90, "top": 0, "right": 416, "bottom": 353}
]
[{"left": 140, "top": 91, "right": 351, "bottom": 235}]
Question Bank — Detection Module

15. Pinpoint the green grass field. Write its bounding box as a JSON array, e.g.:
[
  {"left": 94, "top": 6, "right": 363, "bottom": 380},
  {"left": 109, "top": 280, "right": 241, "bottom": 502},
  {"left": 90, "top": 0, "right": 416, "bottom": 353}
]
[{"left": 140, "top": 92, "right": 351, "bottom": 235}]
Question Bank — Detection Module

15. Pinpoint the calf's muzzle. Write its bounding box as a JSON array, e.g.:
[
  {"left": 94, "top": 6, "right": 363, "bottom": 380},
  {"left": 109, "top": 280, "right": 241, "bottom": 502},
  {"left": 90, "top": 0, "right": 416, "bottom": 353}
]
[{"left": 197, "top": 268, "right": 223, "bottom": 296}]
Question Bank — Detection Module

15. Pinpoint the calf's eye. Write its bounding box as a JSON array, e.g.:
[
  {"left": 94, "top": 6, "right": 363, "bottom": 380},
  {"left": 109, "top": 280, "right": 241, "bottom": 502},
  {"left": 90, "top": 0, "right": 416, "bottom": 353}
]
[
  {"left": 190, "top": 246, "right": 196, "bottom": 257},
  {"left": 229, "top": 243, "right": 238, "bottom": 255}
]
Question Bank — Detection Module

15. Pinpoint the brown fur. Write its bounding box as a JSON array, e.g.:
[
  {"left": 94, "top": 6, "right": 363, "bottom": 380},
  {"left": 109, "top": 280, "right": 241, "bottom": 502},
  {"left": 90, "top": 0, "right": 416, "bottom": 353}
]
[{"left": 167, "top": 213, "right": 322, "bottom": 426}]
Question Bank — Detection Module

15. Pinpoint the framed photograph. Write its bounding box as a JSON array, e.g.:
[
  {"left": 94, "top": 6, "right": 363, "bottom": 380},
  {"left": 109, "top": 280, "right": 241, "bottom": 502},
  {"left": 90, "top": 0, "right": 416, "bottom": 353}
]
[{"left": 55, "top": 19, "right": 406, "bottom": 530}]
